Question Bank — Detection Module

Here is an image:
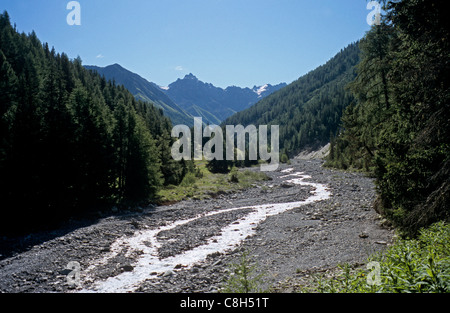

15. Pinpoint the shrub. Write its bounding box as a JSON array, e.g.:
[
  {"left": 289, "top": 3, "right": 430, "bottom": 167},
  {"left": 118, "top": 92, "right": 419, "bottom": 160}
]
[
  {"left": 180, "top": 172, "right": 196, "bottom": 187},
  {"left": 304, "top": 222, "right": 450, "bottom": 293},
  {"left": 221, "top": 251, "right": 266, "bottom": 293}
]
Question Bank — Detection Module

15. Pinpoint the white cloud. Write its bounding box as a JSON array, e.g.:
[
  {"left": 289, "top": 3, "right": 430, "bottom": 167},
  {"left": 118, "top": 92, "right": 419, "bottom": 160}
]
[
  {"left": 96, "top": 54, "right": 105, "bottom": 59},
  {"left": 175, "top": 65, "right": 184, "bottom": 71}
]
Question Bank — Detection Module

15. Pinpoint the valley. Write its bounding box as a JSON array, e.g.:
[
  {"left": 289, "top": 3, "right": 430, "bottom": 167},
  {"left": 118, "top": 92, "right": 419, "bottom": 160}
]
[
  {"left": 85, "top": 64, "right": 286, "bottom": 126},
  {"left": 1, "top": 0, "right": 448, "bottom": 295},
  {"left": 0, "top": 160, "right": 394, "bottom": 293}
]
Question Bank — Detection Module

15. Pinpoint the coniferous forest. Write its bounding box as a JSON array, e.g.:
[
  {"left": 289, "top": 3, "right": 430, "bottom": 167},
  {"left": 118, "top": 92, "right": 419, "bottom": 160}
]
[
  {"left": 0, "top": 12, "right": 186, "bottom": 235},
  {"left": 224, "top": 42, "right": 360, "bottom": 156},
  {"left": 1, "top": 0, "right": 449, "bottom": 241},
  {"left": 223, "top": 0, "right": 449, "bottom": 237},
  {"left": 0, "top": 1, "right": 449, "bottom": 295},
  {"left": 326, "top": 0, "right": 449, "bottom": 236}
]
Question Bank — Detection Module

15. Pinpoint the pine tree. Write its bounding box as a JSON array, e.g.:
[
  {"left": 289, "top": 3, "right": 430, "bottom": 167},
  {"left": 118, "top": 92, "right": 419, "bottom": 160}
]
[
  {"left": 124, "top": 112, "right": 162, "bottom": 202},
  {"left": 329, "top": 0, "right": 450, "bottom": 235},
  {"left": 67, "top": 83, "right": 114, "bottom": 209},
  {"left": 0, "top": 11, "right": 182, "bottom": 234},
  {"left": 0, "top": 50, "right": 18, "bottom": 163},
  {"left": 158, "top": 130, "right": 185, "bottom": 186}
]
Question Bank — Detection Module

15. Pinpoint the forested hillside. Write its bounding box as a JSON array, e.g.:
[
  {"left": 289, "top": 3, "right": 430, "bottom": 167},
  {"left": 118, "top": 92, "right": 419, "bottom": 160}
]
[
  {"left": 0, "top": 12, "right": 186, "bottom": 235},
  {"left": 326, "top": 0, "right": 449, "bottom": 235},
  {"left": 84, "top": 64, "right": 194, "bottom": 126},
  {"left": 224, "top": 43, "right": 360, "bottom": 156}
]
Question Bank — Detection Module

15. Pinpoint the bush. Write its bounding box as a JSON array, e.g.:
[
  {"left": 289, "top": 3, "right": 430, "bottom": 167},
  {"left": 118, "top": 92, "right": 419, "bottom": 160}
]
[
  {"left": 180, "top": 172, "right": 196, "bottom": 187},
  {"left": 305, "top": 222, "right": 450, "bottom": 293},
  {"left": 229, "top": 168, "right": 239, "bottom": 183},
  {"left": 221, "top": 251, "right": 266, "bottom": 293}
]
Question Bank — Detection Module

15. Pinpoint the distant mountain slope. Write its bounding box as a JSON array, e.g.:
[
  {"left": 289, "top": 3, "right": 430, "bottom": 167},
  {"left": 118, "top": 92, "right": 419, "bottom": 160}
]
[
  {"left": 85, "top": 64, "right": 193, "bottom": 126},
  {"left": 224, "top": 42, "right": 361, "bottom": 156},
  {"left": 163, "top": 73, "right": 286, "bottom": 125}
]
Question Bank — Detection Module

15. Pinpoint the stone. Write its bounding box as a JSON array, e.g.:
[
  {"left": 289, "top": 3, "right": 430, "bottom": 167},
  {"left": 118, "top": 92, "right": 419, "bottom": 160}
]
[
  {"left": 163, "top": 270, "right": 175, "bottom": 277},
  {"left": 120, "top": 264, "right": 134, "bottom": 272}
]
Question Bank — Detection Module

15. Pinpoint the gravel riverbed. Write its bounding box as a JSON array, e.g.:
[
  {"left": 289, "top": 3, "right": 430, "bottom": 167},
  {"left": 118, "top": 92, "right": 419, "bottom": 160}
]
[{"left": 0, "top": 159, "right": 394, "bottom": 293}]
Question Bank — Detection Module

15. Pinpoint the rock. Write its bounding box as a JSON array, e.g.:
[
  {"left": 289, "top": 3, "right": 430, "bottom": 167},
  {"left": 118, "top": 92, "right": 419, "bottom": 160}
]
[
  {"left": 111, "top": 206, "right": 119, "bottom": 213},
  {"left": 100, "top": 246, "right": 110, "bottom": 252},
  {"left": 163, "top": 270, "right": 175, "bottom": 277},
  {"left": 208, "top": 251, "right": 222, "bottom": 258},
  {"left": 212, "top": 260, "right": 222, "bottom": 267},
  {"left": 120, "top": 264, "right": 134, "bottom": 272},
  {"left": 379, "top": 218, "right": 392, "bottom": 228},
  {"left": 129, "top": 220, "right": 140, "bottom": 229},
  {"left": 0, "top": 159, "right": 396, "bottom": 294},
  {"left": 58, "top": 268, "right": 72, "bottom": 276}
]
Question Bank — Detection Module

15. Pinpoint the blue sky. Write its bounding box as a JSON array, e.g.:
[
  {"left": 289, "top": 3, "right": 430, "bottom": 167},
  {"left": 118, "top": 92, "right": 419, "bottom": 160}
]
[{"left": 2, "top": 0, "right": 372, "bottom": 88}]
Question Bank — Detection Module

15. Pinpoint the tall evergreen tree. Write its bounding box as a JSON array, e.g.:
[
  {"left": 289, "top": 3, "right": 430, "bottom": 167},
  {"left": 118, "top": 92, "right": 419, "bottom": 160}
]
[
  {"left": 224, "top": 42, "right": 360, "bottom": 156},
  {"left": 328, "top": 0, "right": 450, "bottom": 235},
  {"left": 0, "top": 11, "right": 187, "bottom": 234}
]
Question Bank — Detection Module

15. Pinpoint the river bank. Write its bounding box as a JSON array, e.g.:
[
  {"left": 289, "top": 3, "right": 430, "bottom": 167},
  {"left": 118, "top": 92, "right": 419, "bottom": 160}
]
[{"left": 0, "top": 160, "right": 394, "bottom": 293}]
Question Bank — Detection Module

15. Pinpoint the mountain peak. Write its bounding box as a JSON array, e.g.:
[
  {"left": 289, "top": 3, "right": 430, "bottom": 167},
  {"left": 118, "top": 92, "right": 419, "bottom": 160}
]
[
  {"left": 184, "top": 73, "right": 198, "bottom": 80},
  {"left": 254, "top": 84, "right": 269, "bottom": 97},
  {"left": 109, "top": 63, "right": 125, "bottom": 69}
]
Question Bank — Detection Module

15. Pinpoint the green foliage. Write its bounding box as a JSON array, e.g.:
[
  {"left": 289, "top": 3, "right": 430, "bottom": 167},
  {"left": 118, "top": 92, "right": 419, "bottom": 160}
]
[
  {"left": 157, "top": 161, "right": 269, "bottom": 204},
  {"left": 0, "top": 11, "right": 185, "bottom": 235},
  {"left": 207, "top": 157, "right": 232, "bottom": 174},
  {"left": 280, "top": 152, "right": 289, "bottom": 164},
  {"left": 222, "top": 250, "right": 266, "bottom": 293},
  {"left": 303, "top": 222, "right": 450, "bottom": 293},
  {"left": 180, "top": 171, "right": 197, "bottom": 187},
  {"left": 327, "top": 0, "right": 450, "bottom": 235},
  {"left": 229, "top": 167, "right": 239, "bottom": 183},
  {"left": 224, "top": 42, "right": 360, "bottom": 156}
]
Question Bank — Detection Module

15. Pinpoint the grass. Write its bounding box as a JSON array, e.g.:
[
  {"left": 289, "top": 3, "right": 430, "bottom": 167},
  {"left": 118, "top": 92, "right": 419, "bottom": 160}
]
[
  {"left": 223, "top": 222, "right": 449, "bottom": 294},
  {"left": 156, "top": 161, "right": 270, "bottom": 205},
  {"left": 221, "top": 250, "right": 267, "bottom": 293},
  {"left": 298, "top": 221, "right": 450, "bottom": 293}
]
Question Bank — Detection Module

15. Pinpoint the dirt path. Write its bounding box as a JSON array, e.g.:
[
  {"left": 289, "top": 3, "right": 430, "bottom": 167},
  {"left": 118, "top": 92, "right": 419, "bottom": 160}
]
[{"left": 0, "top": 160, "right": 394, "bottom": 293}]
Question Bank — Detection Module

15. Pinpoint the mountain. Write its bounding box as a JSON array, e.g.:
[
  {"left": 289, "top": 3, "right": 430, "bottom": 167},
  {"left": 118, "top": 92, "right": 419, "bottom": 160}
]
[
  {"left": 162, "top": 74, "right": 286, "bottom": 125},
  {"left": 0, "top": 11, "right": 186, "bottom": 234},
  {"left": 224, "top": 42, "right": 361, "bottom": 156},
  {"left": 85, "top": 64, "right": 285, "bottom": 126},
  {"left": 84, "top": 64, "right": 193, "bottom": 126}
]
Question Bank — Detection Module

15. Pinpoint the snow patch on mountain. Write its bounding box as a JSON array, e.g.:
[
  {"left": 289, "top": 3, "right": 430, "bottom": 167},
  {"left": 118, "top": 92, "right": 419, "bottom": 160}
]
[{"left": 254, "top": 84, "right": 269, "bottom": 97}]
